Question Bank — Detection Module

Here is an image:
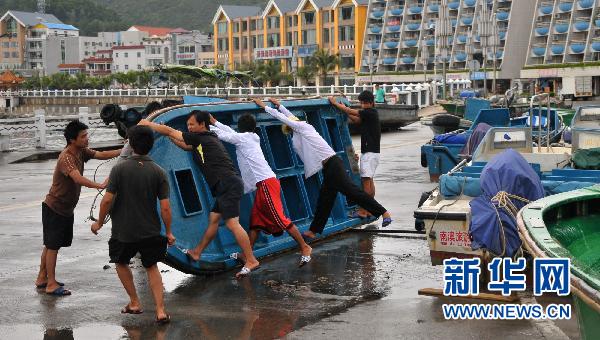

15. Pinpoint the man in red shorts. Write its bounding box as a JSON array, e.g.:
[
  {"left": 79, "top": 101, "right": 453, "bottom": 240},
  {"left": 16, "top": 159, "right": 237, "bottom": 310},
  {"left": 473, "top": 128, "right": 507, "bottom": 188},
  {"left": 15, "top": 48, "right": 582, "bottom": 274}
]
[{"left": 209, "top": 113, "right": 312, "bottom": 266}]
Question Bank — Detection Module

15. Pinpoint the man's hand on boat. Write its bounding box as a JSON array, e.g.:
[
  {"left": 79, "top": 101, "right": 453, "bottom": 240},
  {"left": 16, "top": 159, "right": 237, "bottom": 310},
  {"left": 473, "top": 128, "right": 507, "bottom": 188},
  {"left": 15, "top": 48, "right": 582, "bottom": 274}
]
[
  {"left": 252, "top": 98, "right": 266, "bottom": 108},
  {"left": 166, "top": 232, "right": 176, "bottom": 246},
  {"left": 269, "top": 98, "right": 281, "bottom": 107}
]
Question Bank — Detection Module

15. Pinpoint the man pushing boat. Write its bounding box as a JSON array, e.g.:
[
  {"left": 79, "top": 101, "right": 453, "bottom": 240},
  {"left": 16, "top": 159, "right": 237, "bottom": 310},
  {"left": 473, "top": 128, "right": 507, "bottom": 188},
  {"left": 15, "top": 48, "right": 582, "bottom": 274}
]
[
  {"left": 254, "top": 98, "right": 392, "bottom": 241},
  {"left": 138, "top": 111, "right": 260, "bottom": 278},
  {"left": 208, "top": 112, "right": 312, "bottom": 267}
]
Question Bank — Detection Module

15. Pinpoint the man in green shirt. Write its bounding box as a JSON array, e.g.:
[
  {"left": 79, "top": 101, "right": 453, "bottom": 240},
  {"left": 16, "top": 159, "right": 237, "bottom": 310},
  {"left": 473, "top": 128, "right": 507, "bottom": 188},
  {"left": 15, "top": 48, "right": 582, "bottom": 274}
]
[{"left": 374, "top": 84, "right": 386, "bottom": 103}]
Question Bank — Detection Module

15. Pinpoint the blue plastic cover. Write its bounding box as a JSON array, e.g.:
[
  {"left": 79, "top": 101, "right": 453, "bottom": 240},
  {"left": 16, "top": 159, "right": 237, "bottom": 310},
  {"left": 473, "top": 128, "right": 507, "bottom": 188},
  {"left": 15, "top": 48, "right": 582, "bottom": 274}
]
[
  {"left": 182, "top": 96, "right": 228, "bottom": 104},
  {"left": 440, "top": 174, "right": 482, "bottom": 197},
  {"left": 469, "top": 149, "right": 545, "bottom": 257},
  {"left": 433, "top": 131, "right": 469, "bottom": 144},
  {"left": 543, "top": 181, "right": 597, "bottom": 195},
  {"left": 461, "top": 123, "right": 492, "bottom": 156},
  {"left": 465, "top": 98, "right": 491, "bottom": 121}
]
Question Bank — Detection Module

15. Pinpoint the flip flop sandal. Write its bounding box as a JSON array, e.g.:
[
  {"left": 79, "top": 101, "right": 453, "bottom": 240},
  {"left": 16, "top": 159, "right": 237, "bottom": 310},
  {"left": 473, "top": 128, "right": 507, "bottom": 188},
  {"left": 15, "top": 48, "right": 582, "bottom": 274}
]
[
  {"left": 302, "top": 234, "right": 317, "bottom": 243},
  {"left": 298, "top": 255, "right": 311, "bottom": 267},
  {"left": 236, "top": 265, "right": 260, "bottom": 278},
  {"left": 382, "top": 217, "right": 393, "bottom": 228},
  {"left": 121, "top": 305, "right": 143, "bottom": 314},
  {"left": 229, "top": 252, "right": 245, "bottom": 264},
  {"left": 155, "top": 314, "right": 171, "bottom": 325},
  {"left": 36, "top": 281, "right": 64, "bottom": 289},
  {"left": 46, "top": 286, "right": 71, "bottom": 296}
]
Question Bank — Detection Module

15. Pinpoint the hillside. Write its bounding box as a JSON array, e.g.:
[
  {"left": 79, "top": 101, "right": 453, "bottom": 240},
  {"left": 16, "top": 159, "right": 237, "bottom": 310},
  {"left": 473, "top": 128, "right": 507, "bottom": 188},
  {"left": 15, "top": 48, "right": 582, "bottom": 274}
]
[
  {"left": 93, "top": 0, "right": 267, "bottom": 31},
  {"left": 0, "top": 0, "right": 129, "bottom": 35}
]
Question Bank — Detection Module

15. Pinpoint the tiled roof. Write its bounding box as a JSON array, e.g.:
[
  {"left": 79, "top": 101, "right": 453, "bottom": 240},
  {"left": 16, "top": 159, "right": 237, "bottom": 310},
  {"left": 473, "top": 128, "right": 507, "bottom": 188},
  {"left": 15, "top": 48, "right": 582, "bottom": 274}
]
[
  {"left": 3, "top": 10, "right": 63, "bottom": 27},
  {"left": 128, "top": 25, "right": 175, "bottom": 37}
]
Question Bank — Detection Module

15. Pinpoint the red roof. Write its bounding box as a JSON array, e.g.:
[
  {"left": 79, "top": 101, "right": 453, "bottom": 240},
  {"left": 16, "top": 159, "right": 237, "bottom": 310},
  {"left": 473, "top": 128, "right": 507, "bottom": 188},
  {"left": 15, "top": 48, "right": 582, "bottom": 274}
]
[
  {"left": 129, "top": 25, "right": 175, "bottom": 37},
  {"left": 169, "top": 27, "right": 190, "bottom": 34},
  {"left": 58, "top": 63, "right": 86, "bottom": 69},
  {"left": 82, "top": 57, "right": 113, "bottom": 63},
  {"left": 112, "top": 45, "right": 145, "bottom": 50}
]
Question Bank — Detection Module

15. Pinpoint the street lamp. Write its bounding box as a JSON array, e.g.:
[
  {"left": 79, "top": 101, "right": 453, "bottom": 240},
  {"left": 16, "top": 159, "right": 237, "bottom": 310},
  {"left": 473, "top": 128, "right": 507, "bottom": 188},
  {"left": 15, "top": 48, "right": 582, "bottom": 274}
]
[
  {"left": 420, "top": 38, "right": 429, "bottom": 82},
  {"left": 436, "top": 0, "right": 452, "bottom": 99},
  {"left": 477, "top": 2, "right": 499, "bottom": 96},
  {"left": 368, "top": 38, "right": 376, "bottom": 85}
]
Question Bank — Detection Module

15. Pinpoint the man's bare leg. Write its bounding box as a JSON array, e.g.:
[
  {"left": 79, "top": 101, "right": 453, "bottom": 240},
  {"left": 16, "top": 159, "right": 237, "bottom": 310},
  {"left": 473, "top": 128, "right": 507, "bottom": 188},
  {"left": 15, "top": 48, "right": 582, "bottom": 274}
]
[
  {"left": 358, "top": 178, "right": 375, "bottom": 217},
  {"left": 44, "top": 248, "right": 64, "bottom": 293},
  {"left": 286, "top": 225, "right": 312, "bottom": 257},
  {"left": 35, "top": 247, "right": 48, "bottom": 286},
  {"left": 224, "top": 218, "right": 259, "bottom": 272},
  {"left": 235, "top": 229, "right": 259, "bottom": 264},
  {"left": 187, "top": 212, "right": 221, "bottom": 261},
  {"left": 146, "top": 264, "right": 168, "bottom": 320},
  {"left": 115, "top": 263, "right": 142, "bottom": 312}
]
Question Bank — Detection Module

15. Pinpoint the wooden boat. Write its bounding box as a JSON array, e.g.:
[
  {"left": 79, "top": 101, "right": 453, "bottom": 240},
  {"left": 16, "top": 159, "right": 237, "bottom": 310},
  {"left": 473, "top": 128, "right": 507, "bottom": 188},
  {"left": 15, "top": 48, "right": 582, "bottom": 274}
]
[
  {"left": 350, "top": 102, "right": 419, "bottom": 132},
  {"left": 518, "top": 185, "right": 600, "bottom": 340}
]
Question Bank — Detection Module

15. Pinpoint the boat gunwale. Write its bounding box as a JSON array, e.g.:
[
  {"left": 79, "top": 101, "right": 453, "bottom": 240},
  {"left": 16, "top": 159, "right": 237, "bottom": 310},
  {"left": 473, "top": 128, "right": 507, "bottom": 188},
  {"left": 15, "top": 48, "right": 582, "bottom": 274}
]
[{"left": 517, "top": 185, "right": 600, "bottom": 313}]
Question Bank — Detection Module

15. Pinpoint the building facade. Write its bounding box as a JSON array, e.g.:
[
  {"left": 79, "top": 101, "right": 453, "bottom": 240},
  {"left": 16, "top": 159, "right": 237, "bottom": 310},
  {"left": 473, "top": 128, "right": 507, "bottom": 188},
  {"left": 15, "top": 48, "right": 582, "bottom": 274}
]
[
  {"left": 112, "top": 45, "right": 146, "bottom": 72},
  {"left": 212, "top": 0, "right": 368, "bottom": 85}
]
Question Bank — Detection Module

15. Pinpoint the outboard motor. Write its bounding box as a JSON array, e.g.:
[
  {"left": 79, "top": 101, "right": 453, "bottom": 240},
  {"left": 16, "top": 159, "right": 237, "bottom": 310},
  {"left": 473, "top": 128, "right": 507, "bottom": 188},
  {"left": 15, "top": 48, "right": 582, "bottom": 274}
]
[{"left": 100, "top": 104, "right": 143, "bottom": 138}]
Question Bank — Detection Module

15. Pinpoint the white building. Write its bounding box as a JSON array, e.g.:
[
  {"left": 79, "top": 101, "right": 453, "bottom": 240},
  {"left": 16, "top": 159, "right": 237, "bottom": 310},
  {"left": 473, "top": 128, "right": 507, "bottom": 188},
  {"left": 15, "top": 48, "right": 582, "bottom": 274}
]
[{"left": 112, "top": 45, "right": 145, "bottom": 72}]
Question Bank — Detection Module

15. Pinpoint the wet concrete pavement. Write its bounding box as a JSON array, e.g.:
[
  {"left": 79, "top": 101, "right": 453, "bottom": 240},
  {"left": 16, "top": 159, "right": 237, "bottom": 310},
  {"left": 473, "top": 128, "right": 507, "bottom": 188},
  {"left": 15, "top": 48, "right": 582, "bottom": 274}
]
[{"left": 0, "top": 123, "right": 579, "bottom": 339}]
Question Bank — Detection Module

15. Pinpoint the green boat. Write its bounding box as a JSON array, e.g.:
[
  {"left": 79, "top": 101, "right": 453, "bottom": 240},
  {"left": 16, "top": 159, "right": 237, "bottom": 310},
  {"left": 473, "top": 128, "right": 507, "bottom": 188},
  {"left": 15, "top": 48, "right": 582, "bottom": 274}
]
[
  {"left": 558, "top": 109, "right": 576, "bottom": 127},
  {"left": 439, "top": 100, "right": 465, "bottom": 117},
  {"left": 518, "top": 185, "right": 600, "bottom": 340}
]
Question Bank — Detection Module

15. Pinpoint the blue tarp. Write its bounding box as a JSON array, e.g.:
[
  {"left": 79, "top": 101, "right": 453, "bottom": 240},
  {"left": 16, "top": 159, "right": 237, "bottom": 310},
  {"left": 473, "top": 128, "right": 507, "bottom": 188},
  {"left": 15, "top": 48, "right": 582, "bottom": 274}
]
[
  {"left": 469, "top": 108, "right": 510, "bottom": 129},
  {"left": 461, "top": 123, "right": 492, "bottom": 156},
  {"left": 465, "top": 98, "right": 491, "bottom": 121},
  {"left": 182, "top": 96, "right": 227, "bottom": 104},
  {"left": 469, "top": 149, "right": 545, "bottom": 257},
  {"left": 440, "top": 174, "right": 482, "bottom": 197},
  {"left": 433, "top": 131, "right": 469, "bottom": 144}
]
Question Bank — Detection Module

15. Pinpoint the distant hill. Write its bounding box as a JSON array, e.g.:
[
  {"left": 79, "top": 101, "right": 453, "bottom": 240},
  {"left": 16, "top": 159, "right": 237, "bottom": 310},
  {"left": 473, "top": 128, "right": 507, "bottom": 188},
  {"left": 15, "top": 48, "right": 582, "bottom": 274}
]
[
  {"left": 0, "top": 0, "right": 129, "bottom": 35},
  {"left": 92, "top": 0, "right": 267, "bottom": 32}
]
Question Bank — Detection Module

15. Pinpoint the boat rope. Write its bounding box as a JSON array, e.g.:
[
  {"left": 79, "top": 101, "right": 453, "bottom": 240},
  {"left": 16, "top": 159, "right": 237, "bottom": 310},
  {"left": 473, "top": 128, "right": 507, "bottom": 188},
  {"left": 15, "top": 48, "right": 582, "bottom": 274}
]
[
  {"left": 87, "top": 157, "right": 116, "bottom": 223},
  {"left": 489, "top": 191, "right": 530, "bottom": 258}
]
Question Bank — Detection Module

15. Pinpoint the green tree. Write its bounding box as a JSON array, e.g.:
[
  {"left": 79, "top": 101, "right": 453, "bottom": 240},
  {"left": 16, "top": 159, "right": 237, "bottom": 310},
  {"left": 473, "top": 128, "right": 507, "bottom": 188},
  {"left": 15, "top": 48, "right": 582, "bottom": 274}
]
[
  {"left": 310, "top": 49, "right": 339, "bottom": 86},
  {"left": 256, "top": 61, "right": 283, "bottom": 87},
  {"left": 136, "top": 71, "right": 153, "bottom": 88},
  {"left": 296, "top": 64, "right": 317, "bottom": 85}
]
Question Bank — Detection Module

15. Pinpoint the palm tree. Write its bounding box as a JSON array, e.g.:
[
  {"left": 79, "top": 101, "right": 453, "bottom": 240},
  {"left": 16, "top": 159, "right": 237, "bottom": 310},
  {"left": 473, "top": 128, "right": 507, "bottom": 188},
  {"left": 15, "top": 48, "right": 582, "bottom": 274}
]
[
  {"left": 310, "top": 48, "right": 339, "bottom": 86},
  {"left": 256, "top": 61, "right": 282, "bottom": 87},
  {"left": 136, "top": 70, "right": 152, "bottom": 88},
  {"left": 296, "top": 65, "right": 316, "bottom": 86}
]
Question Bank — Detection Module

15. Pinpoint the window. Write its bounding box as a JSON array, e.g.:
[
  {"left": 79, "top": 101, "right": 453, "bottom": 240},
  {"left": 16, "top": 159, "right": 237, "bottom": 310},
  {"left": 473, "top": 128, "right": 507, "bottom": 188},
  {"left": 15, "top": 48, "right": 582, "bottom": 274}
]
[
  {"left": 287, "top": 32, "right": 293, "bottom": 45},
  {"left": 250, "top": 20, "right": 256, "bottom": 31},
  {"left": 115, "top": 65, "right": 119, "bottom": 70},
  {"left": 3, "top": 52, "right": 9, "bottom": 58},
  {"left": 340, "top": 7, "right": 354, "bottom": 21},
  {"left": 302, "top": 29, "right": 316, "bottom": 44},
  {"left": 6, "top": 17, "right": 17, "bottom": 35},
  {"left": 218, "top": 38, "right": 228, "bottom": 51},
  {"left": 137, "top": 64, "right": 142, "bottom": 70},
  {"left": 233, "top": 22, "right": 239, "bottom": 33},
  {"left": 242, "top": 21, "right": 248, "bottom": 32},
  {"left": 10, "top": 41, "right": 18, "bottom": 47},
  {"left": 242, "top": 37, "right": 248, "bottom": 49},
  {"left": 340, "top": 55, "right": 354, "bottom": 69},
  {"left": 115, "top": 53, "right": 119, "bottom": 57},
  {"left": 174, "top": 169, "right": 203, "bottom": 215},
  {"left": 293, "top": 31, "right": 298, "bottom": 45},
  {"left": 322, "top": 11, "right": 330, "bottom": 23},
  {"left": 11, "top": 51, "right": 18, "bottom": 58},
  {"left": 257, "top": 35, "right": 264, "bottom": 48},
  {"left": 256, "top": 19, "right": 263, "bottom": 29},
  {"left": 267, "top": 33, "right": 280, "bottom": 47},
  {"left": 137, "top": 52, "right": 141, "bottom": 57},
  {"left": 125, "top": 65, "right": 129, "bottom": 70},
  {"left": 267, "top": 16, "right": 280, "bottom": 29},
  {"left": 303, "top": 12, "right": 315, "bottom": 25},
  {"left": 338, "top": 26, "right": 354, "bottom": 42},
  {"left": 252, "top": 36, "right": 257, "bottom": 48},
  {"left": 61, "top": 40, "right": 66, "bottom": 63},
  {"left": 124, "top": 52, "right": 128, "bottom": 57},
  {"left": 233, "top": 37, "right": 240, "bottom": 50},
  {"left": 323, "top": 28, "right": 330, "bottom": 43},
  {"left": 217, "top": 22, "right": 227, "bottom": 34},
  {"left": 2, "top": 42, "right": 8, "bottom": 48},
  {"left": 287, "top": 16, "right": 293, "bottom": 26}
]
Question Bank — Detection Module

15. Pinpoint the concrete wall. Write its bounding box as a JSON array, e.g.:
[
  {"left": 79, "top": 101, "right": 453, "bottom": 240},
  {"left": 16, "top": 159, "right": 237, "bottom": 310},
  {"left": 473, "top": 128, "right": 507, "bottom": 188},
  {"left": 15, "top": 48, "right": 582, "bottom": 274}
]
[
  {"left": 499, "top": 0, "right": 536, "bottom": 80},
  {"left": 43, "top": 36, "right": 81, "bottom": 75}
]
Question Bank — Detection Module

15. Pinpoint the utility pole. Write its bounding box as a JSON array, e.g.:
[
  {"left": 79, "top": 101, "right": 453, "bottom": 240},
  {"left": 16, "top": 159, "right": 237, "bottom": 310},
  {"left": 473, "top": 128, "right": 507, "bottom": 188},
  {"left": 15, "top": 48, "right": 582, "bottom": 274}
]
[{"left": 436, "top": 0, "right": 451, "bottom": 99}]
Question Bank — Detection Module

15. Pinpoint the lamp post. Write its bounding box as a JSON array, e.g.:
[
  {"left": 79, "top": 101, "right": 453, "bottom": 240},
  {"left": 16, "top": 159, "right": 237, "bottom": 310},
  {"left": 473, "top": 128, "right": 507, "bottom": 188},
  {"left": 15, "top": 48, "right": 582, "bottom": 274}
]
[
  {"left": 420, "top": 38, "right": 429, "bottom": 82},
  {"left": 490, "top": 19, "right": 500, "bottom": 95},
  {"left": 465, "top": 28, "right": 475, "bottom": 89},
  {"left": 478, "top": 1, "right": 499, "bottom": 97},
  {"left": 368, "top": 38, "right": 375, "bottom": 85},
  {"left": 436, "top": 0, "right": 452, "bottom": 99}
]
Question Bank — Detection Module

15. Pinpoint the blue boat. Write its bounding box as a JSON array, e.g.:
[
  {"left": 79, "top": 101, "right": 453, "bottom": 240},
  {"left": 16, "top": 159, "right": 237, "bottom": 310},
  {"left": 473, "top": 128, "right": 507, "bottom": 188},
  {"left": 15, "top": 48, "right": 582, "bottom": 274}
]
[
  {"left": 420, "top": 98, "right": 565, "bottom": 182},
  {"left": 146, "top": 98, "right": 372, "bottom": 274}
]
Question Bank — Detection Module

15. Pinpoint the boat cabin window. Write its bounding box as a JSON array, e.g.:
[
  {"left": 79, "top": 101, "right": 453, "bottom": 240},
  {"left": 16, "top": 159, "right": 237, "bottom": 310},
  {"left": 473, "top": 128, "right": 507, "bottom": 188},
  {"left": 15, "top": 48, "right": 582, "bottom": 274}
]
[{"left": 174, "top": 169, "right": 203, "bottom": 215}]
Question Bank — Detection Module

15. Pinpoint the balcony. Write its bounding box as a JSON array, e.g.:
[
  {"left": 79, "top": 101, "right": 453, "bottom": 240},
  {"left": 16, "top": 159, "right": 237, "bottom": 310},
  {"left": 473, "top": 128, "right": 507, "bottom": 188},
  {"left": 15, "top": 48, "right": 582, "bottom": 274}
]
[
  {"left": 406, "top": 22, "right": 421, "bottom": 31},
  {"left": 574, "top": 20, "right": 589, "bottom": 31},
  {"left": 372, "top": 10, "right": 384, "bottom": 19},
  {"left": 425, "top": 38, "right": 435, "bottom": 46},
  {"left": 401, "top": 56, "right": 415, "bottom": 64},
  {"left": 404, "top": 39, "right": 418, "bottom": 47},
  {"left": 496, "top": 11, "right": 509, "bottom": 21},
  {"left": 389, "top": 7, "right": 403, "bottom": 16},
  {"left": 532, "top": 47, "right": 546, "bottom": 56},
  {"left": 596, "top": 19, "right": 600, "bottom": 28},
  {"left": 464, "top": 0, "right": 476, "bottom": 8},
  {"left": 558, "top": 2, "right": 573, "bottom": 12},
  {"left": 454, "top": 53, "right": 467, "bottom": 62},
  {"left": 592, "top": 42, "right": 600, "bottom": 52},
  {"left": 449, "top": 1, "right": 460, "bottom": 10},
  {"left": 409, "top": 6, "right": 423, "bottom": 15},
  {"left": 461, "top": 17, "right": 473, "bottom": 25},
  {"left": 384, "top": 41, "right": 399, "bottom": 49},
  {"left": 369, "top": 25, "right": 382, "bottom": 34},
  {"left": 387, "top": 25, "right": 401, "bottom": 32},
  {"left": 539, "top": 5, "right": 554, "bottom": 15},
  {"left": 451, "top": 19, "right": 458, "bottom": 27},
  {"left": 457, "top": 35, "right": 467, "bottom": 44},
  {"left": 367, "top": 41, "right": 381, "bottom": 49},
  {"left": 383, "top": 57, "right": 397, "bottom": 65},
  {"left": 551, "top": 44, "right": 565, "bottom": 54},
  {"left": 428, "top": 4, "right": 439, "bottom": 13},
  {"left": 578, "top": 0, "right": 594, "bottom": 9},
  {"left": 554, "top": 23, "right": 570, "bottom": 34},
  {"left": 536, "top": 26, "right": 550, "bottom": 36},
  {"left": 570, "top": 43, "right": 586, "bottom": 53}
]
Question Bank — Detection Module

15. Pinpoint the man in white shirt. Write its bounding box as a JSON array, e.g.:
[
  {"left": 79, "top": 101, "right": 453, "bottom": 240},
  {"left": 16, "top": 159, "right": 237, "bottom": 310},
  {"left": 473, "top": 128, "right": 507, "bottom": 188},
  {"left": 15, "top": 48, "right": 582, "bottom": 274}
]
[
  {"left": 254, "top": 98, "right": 392, "bottom": 240},
  {"left": 209, "top": 113, "right": 313, "bottom": 267}
]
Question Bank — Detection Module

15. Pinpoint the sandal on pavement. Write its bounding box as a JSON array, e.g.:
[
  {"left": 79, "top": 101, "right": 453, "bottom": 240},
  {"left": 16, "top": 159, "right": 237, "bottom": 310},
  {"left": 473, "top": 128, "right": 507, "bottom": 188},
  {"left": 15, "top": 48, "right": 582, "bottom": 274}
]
[
  {"left": 36, "top": 281, "right": 64, "bottom": 289},
  {"left": 121, "top": 305, "right": 143, "bottom": 314},
  {"left": 155, "top": 314, "right": 171, "bottom": 325},
  {"left": 299, "top": 255, "right": 311, "bottom": 267},
  {"left": 236, "top": 265, "right": 260, "bottom": 278},
  {"left": 46, "top": 286, "right": 71, "bottom": 296},
  {"left": 382, "top": 217, "right": 393, "bottom": 228}
]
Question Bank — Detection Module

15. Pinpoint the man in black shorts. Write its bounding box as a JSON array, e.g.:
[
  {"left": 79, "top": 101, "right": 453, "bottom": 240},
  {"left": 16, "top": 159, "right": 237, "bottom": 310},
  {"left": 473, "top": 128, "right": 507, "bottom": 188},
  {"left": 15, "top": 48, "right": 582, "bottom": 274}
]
[
  {"left": 139, "top": 111, "right": 260, "bottom": 278},
  {"left": 36, "top": 120, "right": 121, "bottom": 296},
  {"left": 91, "top": 125, "right": 175, "bottom": 323}
]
